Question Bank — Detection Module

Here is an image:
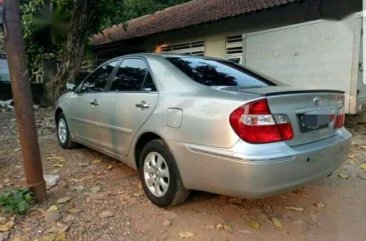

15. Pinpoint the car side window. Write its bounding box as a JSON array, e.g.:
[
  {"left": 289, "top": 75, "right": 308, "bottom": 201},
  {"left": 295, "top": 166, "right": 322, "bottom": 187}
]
[
  {"left": 80, "top": 61, "right": 118, "bottom": 93},
  {"left": 142, "top": 72, "right": 157, "bottom": 91},
  {"left": 110, "top": 59, "right": 156, "bottom": 92}
]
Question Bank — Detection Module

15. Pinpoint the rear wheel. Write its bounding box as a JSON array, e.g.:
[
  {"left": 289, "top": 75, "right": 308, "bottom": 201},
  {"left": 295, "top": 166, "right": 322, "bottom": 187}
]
[
  {"left": 56, "top": 113, "right": 77, "bottom": 149},
  {"left": 139, "top": 139, "right": 190, "bottom": 207}
]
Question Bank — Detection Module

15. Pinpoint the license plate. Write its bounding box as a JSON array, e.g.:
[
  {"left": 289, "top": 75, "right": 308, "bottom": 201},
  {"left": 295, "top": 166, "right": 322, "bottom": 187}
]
[{"left": 298, "top": 114, "right": 332, "bottom": 133}]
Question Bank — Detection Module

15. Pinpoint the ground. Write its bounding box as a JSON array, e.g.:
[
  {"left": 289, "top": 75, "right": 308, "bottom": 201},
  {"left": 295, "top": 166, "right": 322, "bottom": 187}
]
[{"left": 0, "top": 108, "right": 365, "bottom": 241}]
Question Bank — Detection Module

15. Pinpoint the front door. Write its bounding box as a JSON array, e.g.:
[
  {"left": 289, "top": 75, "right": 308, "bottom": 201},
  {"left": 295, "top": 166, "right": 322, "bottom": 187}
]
[
  {"left": 96, "top": 58, "right": 159, "bottom": 157},
  {"left": 67, "top": 60, "right": 119, "bottom": 145}
]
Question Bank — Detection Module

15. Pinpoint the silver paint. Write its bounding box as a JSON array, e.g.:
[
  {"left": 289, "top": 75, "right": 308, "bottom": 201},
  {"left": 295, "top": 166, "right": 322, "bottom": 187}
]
[{"left": 55, "top": 53, "right": 352, "bottom": 199}]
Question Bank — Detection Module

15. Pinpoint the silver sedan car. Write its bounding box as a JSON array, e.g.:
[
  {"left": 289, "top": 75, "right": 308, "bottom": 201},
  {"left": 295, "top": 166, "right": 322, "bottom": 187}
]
[{"left": 55, "top": 54, "right": 352, "bottom": 207}]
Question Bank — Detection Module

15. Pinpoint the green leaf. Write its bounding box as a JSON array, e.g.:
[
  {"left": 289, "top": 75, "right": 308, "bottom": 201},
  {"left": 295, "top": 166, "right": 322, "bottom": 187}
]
[{"left": 0, "top": 188, "right": 34, "bottom": 215}]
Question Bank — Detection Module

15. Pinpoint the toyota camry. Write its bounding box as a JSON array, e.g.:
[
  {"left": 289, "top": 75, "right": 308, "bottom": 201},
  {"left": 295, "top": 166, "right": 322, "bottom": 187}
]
[{"left": 55, "top": 54, "right": 352, "bottom": 207}]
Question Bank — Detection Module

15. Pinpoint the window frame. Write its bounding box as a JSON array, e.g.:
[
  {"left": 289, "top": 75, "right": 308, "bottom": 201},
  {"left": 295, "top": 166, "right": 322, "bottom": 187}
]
[
  {"left": 76, "top": 58, "right": 122, "bottom": 94},
  {"left": 106, "top": 57, "right": 159, "bottom": 93}
]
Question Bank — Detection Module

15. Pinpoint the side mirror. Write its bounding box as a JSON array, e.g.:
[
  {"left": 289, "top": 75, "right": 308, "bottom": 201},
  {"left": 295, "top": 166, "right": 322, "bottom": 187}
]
[{"left": 66, "top": 83, "right": 76, "bottom": 92}]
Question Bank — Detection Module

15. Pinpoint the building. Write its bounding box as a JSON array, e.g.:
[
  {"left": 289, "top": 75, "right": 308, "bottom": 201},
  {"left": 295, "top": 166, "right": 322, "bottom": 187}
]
[{"left": 92, "top": 0, "right": 365, "bottom": 114}]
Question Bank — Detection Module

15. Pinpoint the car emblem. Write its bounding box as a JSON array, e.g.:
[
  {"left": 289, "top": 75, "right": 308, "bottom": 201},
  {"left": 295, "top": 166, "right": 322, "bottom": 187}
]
[{"left": 313, "top": 96, "right": 322, "bottom": 106}]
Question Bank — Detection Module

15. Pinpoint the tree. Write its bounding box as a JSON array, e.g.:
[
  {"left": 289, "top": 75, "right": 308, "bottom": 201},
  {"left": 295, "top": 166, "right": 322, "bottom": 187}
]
[
  {"left": 46, "top": 0, "right": 125, "bottom": 101},
  {"left": 20, "top": 0, "right": 73, "bottom": 79},
  {"left": 21, "top": 0, "right": 190, "bottom": 102}
]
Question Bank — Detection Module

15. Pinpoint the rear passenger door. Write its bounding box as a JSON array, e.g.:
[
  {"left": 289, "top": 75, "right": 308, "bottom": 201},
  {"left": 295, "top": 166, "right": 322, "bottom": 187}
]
[{"left": 96, "top": 58, "right": 158, "bottom": 157}]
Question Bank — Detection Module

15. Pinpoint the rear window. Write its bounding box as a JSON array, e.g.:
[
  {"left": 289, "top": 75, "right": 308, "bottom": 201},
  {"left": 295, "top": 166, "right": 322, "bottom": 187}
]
[{"left": 167, "top": 57, "right": 275, "bottom": 88}]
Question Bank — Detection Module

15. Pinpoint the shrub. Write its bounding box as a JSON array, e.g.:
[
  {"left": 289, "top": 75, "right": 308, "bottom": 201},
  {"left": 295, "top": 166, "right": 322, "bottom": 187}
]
[{"left": 0, "top": 188, "right": 34, "bottom": 214}]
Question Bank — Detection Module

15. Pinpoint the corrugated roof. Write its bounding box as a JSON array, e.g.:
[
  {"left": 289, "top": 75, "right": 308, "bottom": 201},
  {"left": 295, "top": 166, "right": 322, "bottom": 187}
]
[{"left": 92, "top": 0, "right": 301, "bottom": 46}]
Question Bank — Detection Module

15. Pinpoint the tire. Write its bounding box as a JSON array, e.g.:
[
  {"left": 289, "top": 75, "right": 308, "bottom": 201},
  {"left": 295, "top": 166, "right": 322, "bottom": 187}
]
[
  {"left": 139, "top": 139, "right": 190, "bottom": 207},
  {"left": 56, "top": 113, "right": 78, "bottom": 149}
]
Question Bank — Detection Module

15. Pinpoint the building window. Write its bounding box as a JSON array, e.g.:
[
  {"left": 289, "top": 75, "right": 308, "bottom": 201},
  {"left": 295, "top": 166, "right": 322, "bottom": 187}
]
[
  {"left": 226, "top": 35, "right": 243, "bottom": 55},
  {"left": 0, "top": 59, "right": 10, "bottom": 82},
  {"left": 160, "top": 41, "right": 205, "bottom": 56}
]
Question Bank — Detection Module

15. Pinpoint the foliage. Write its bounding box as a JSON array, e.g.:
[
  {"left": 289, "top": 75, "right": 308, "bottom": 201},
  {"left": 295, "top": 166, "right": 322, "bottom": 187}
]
[
  {"left": 123, "top": 0, "right": 190, "bottom": 20},
  {"left": 0, "top": 188, "right": 34, "bottom": 215},
  {"left": 20, "top": 0, "right": 189, "bottom": 99},
  {"left": 20, "top": 0, "right": 189, "bottom": 60},
  {"left": 20, "top": 0, "right": 73, "bottom": 76},
  {"left": 20, "top": 0, "right": 46, "bottom": 75}
]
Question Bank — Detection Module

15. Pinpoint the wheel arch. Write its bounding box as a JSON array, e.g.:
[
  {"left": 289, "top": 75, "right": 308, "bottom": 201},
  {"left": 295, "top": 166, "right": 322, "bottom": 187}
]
[
  {"left": 134, "top": 132, "right": 164, "bottom": 169},
  {"left": 55, "top": 107, "right": 63, "bottom": 122}
]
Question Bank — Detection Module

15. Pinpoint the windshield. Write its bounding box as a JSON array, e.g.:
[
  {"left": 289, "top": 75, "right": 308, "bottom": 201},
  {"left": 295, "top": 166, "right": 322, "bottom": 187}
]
[{"left": 167, "top": 56, "right": 276, "bottom": 88}]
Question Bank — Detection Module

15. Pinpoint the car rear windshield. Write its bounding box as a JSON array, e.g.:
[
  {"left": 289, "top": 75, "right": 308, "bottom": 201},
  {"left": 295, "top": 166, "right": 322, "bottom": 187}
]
[{"left": 167, "top": 56, "right": 275, "bottom": 88}]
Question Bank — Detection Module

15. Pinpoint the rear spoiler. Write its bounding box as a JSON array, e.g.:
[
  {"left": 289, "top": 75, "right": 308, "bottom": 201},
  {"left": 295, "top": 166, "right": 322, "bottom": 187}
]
[{"left": 263, "top": 90, "right": 345, "bottom": 97}]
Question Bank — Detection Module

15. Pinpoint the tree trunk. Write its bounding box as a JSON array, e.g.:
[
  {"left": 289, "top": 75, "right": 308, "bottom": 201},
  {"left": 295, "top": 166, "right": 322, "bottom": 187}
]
[{"left": 47, "top": 0, "right": 97, "bottom": 102}]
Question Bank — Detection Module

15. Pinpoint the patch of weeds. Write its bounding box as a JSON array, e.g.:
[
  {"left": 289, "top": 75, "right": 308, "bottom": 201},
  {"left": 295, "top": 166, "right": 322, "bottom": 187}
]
[{"left": 0, "top": 188, "right": 34, "bottom": 215}]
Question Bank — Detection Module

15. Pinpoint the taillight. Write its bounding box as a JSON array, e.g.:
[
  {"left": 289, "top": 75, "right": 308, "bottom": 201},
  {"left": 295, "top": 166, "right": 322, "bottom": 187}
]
[
  {"left": 334, "top": 95, "right": 345, "bottom": 129},
  {"left": 335, "top": 111, "right": 345, "bottom": 129},
  {"left": 229, "top": 99, "right": 294, "bottom": 144}
]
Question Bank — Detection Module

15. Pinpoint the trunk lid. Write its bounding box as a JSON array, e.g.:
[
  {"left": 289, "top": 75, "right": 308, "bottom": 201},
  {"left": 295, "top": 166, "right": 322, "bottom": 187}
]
[{"left": 223, "top": 86, "right": 345, "bottom": 146}]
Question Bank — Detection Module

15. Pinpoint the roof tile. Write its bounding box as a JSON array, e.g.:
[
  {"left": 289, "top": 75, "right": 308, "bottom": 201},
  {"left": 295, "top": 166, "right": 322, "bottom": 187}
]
[{"left": 92, "top": 0, "right": 301, "bottom": 46}]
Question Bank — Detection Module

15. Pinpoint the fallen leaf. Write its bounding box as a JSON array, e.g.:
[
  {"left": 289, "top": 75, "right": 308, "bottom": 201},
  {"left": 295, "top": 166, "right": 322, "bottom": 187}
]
[
  {"left": 67, "top": 208, "right": 82, "bottom": 214},
  {"left": 0, "top": 219, "right": 14, "bottom": 232},
  {"left": 248, "top": 219, "right": 261, "bottom": 229},
  {"left": 216, "top": 223, "right": 223, "bottom": 229},
  {"left": 162, "top": 220, "right": 172, "bottom": 227},
  {"left": 360, "top": 163, "right": 366, "bottom": 170},
  {"left": 271, "top": 217, "right": 283, "bottom": 228},
  {"left": 338, "top": 173, "right": 350, "bottom": 179},
  {"left": 205, "top": 225, "right": 214, "bottom": 229},
  {"left": 285, "top": 206, "right": 304, "bottom": 212},
  {"left": 90, "top": 186, "right": 101, "bottom": 193},
  {"left": 39, "top": 234, "right": 56, "bottom": 241},
  {"left": 71, "top": 185, "right": 84, "bottom": 192},
  {"left": 52, "top": 163, "right": 64, "bottom": 168},
  {"left": 223, "top": 223, "right": 233, "bottom": 232},
  {"left": 314, "top": 201, "right": 325, "bottom": 208},
  {"left": 13, "top": 235, "right": 30, "bottom": 241},
  {"left": 70, "top": 179, "right": 81, "bottom": 183},
  {"left": 79, "top": 162, "right": 89, "bottom": 167},
  {"left": 47, "top": 156, "right": 65, "bottom": 162},
  {"left": 57, "top": 197, "right": 72, "bottom": 204},
  {"left": 239, "top": 229, "right": 251, "bottom": 234},
  {"left": 56, "top": 222, "right": 71, "bottom": 232},
  {"left": 54, "top": 232, "right": 66, "bottom": 241},
  {"left": 48, "top": 205, "right": 59, "bottom": 212},
  {"left": 106, "top": 165, "right": 113, "bottom": 170},
  {"left": 178, "top": 232, "right": 194, "bottom": 238},
  {"left": 99, "top": 211, "right": 114, "bottom": 218},
  {"left": 44, "top": 211, "right": 62, "bottom": 224}
]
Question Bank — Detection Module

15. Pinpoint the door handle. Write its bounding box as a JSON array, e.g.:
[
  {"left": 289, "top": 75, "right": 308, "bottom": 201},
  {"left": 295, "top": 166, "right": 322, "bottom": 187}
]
[
  {"left": 135, "top": 101, "right": 150, "bottom": 109},
  {"left": 90, "top": 99, "right": 99, "bottom": 106}
]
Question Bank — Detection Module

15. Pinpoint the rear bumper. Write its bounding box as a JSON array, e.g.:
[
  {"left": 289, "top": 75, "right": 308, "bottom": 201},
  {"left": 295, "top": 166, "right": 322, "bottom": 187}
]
[{"left": 168, "top": 128, "right": 352, "bottom": 198}]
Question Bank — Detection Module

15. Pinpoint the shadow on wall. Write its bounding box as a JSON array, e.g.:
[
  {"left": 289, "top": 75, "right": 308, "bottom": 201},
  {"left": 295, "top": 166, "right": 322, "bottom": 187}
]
[
  {"left": 319, "top": 0, "right": 362, "bottom": 20},
  {"left": 0, "top": 81, "right": 44, "bottom": 105}
]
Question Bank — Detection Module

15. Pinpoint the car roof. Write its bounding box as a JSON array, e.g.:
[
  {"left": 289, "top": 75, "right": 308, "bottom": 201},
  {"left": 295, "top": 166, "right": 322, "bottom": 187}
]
[{"left": 110, "top": 53, "right": 218, "bottom": 62}]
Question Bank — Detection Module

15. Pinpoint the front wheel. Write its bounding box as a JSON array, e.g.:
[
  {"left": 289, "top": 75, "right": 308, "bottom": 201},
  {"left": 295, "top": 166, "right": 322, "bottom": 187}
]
[
  {"left": 56, "top": 113, "right": 78, "bottom": 149},
  {"left": 139, "top": 140, "right": 190, "bottom": 207}
]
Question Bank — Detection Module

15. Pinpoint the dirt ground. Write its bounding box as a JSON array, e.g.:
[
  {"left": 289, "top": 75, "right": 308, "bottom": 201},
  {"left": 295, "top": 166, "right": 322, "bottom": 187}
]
[{"left": 0, "top": 108, "right": 365, "bottom": 241}]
